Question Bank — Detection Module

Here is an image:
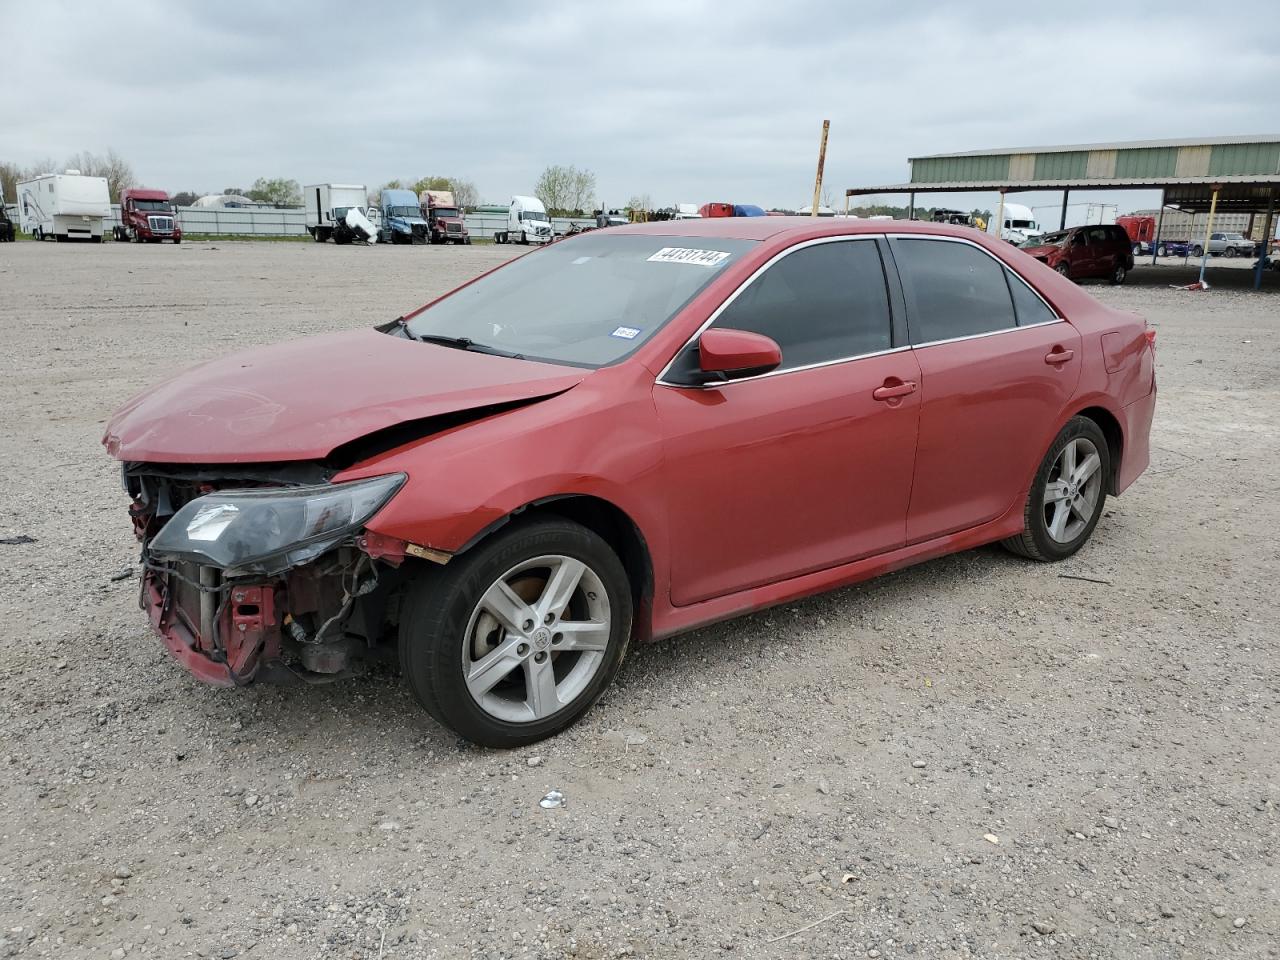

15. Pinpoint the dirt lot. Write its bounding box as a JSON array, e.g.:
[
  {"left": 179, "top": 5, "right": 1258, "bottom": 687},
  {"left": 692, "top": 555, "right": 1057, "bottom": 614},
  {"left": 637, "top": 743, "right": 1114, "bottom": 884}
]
[{"left": 0, "top": 241, "right": 1276, "bottom": 959}]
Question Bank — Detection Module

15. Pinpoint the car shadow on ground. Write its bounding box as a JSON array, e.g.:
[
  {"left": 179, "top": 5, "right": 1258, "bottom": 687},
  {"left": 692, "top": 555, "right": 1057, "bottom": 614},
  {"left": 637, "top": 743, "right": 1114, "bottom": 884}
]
[{"left": 204, "top": 541, "right": 1034, "bottom": 754}]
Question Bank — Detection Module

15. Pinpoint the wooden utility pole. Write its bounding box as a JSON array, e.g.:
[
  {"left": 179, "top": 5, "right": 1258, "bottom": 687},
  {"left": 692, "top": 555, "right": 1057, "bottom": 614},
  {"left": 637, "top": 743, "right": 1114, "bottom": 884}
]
[{"left": 810, "top": 120, "right": 830, "bottom": 217}]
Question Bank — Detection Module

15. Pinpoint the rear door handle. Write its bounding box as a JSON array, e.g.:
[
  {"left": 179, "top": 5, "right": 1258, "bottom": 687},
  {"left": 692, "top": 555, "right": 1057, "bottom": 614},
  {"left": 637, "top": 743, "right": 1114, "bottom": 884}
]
[
  {"left": 1045, "top": 347, "right": 1075, "bottom": 364},
  {"left": 872, "top": 379, "right": 917, "bottom": 401}
]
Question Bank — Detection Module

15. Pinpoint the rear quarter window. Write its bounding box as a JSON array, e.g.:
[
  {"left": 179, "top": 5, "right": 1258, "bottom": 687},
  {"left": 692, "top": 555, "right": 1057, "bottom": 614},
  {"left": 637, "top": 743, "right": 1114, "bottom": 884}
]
[{"left": 892, "top": 238, "right": 1017, "bottom": 344}]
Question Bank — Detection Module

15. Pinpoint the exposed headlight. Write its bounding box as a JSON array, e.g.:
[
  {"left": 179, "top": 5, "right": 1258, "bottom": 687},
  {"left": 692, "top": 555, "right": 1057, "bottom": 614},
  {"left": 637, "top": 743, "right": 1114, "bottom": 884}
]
[{"left": 147, "top": 474, "right": 405, "bottom": 573}]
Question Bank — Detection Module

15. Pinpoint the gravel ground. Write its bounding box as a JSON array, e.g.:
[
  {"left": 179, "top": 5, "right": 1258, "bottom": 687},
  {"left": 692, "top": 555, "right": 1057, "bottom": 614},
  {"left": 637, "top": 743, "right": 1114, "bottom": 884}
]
[{"left": 0, "top": 241, "right": 1276, "bottom": 959}]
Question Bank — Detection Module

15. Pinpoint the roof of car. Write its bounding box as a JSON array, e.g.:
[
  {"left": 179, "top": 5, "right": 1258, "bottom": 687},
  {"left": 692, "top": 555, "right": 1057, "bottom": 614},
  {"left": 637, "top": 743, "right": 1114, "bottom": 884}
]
[{"left": 609, "top": 215, "right": 981, "bottom": 242}]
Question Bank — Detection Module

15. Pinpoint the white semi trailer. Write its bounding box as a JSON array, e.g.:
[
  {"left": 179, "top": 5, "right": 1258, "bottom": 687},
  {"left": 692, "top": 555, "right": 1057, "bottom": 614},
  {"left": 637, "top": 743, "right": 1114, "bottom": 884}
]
[
  {"left": 17, "top": 170, "right": 111, "bottom": 242},
  {"left": 303, "top": 183, "right": 377, "bottom": 244}
]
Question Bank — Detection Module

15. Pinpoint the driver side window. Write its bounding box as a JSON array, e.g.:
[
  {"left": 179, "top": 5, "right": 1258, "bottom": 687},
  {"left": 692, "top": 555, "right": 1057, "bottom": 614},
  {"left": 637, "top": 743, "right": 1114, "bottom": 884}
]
[{"left": 709, "top": 239, "right": 893, "bottom": 372}]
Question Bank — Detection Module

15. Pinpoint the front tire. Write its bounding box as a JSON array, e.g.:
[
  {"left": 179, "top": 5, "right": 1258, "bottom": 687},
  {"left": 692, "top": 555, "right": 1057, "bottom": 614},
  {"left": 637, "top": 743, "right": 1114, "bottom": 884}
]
[
  {"left": 1054, "top": 262, "right": 1072, "bottom": 279},
  {"left": 1191, "top": 244, "right": 1203, "bottom": 258},
  {"left": 400, "top": 518, "right": 633, "bottom": 747},
  {"left": 1110, "top": 263, "right": 1127, "bottom": 285},
  {"left": 1002, "top": 416, "right": 1109, "bottom": 562}
]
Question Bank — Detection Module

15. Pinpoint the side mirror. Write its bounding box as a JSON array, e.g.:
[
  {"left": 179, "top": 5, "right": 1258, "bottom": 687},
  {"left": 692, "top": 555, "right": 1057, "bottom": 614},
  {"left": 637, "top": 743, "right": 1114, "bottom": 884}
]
[{"left": 698, "top": 328, "right": 782, "bottom": 378}]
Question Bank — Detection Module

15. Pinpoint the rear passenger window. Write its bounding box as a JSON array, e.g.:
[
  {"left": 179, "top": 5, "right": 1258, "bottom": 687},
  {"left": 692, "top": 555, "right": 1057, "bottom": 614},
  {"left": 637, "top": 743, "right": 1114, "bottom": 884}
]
[
  {"left": 1005, "top": 270, "right": 1057, "bottom": 326},
  {"left": 711, "top": 239, "right": 892, "bottom": 370},
  {"left": 893, "top": 239, "right": 1016, "bottom": 344}
]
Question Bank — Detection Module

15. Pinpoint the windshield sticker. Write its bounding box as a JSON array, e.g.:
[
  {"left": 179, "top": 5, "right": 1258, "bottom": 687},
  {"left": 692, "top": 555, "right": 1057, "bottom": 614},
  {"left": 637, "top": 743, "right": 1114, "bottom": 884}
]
[
  {"left": 647, "top": 247, "right": 731, "bottom": 267},
  {"left": 610, "top": 326, "right": 641, "bottom": 340}
]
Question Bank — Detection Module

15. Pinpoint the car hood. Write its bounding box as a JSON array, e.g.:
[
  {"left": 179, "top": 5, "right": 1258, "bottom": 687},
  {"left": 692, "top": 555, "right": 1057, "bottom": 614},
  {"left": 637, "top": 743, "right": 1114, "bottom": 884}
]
[
  {"left": 1019, "top": 243, "right": 1061, "bottom": 258},
  {"left": 103, "top": 329, "right": 588, "bottom": 464}
]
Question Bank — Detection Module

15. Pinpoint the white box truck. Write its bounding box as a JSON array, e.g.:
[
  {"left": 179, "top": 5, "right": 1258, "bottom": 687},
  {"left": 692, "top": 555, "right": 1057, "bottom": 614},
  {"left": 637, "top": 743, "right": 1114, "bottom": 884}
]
[
  {"left": 303, "top": 183, "right": 377, "bottom": 244},
  {"left": 494, "top": 195, "right": 553, "bottom": 245},
  {"left": 17, "top": 170, "right": 111, "bottom": 242}
]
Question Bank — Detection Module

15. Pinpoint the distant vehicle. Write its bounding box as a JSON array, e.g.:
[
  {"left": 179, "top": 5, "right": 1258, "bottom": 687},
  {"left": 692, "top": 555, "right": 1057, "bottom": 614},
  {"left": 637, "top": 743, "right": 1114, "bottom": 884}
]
[
  {"left": 114, "top": 188, "right": 182, "bottom": 244},
  {"left": 0, "top": 188, "right": 14, "bottom": 241},
  {"left": 304, "top": 184, "right": 376, "bottom": 244},
  {"left": 378, "top": 188, "right": 429, "bottom": 244},
  {"left": 595, "top": 213, "right": 628, "bottom": 229},
  {"left": 1116, "top": 215, "right": 1156, "bottom": 255},
  {"left": 17, "top": 170, "right": 111, "bottom": 242},
  {"left": 733, "top": 204, "right": 766, "bottom": 217},
  {"left": 1019, "top": 224, "right": 1133, "bottom": 284},
  {"left": 420, "top": 190, "right": 471, "bottom": 245},
  {"left": 494, "top": 195, "right": 552, "bottom": 245},
  {"left": 932, "top": 208, "right": 975, "bottom": 227},
  {"left": 988, "top": 202, "right": 1042, "bottom": 245},
  {"left": 698, "top": 202, "right": 734, "bottom": 218},
  {"left": 673, "top": 203, "right": 702, "bottom": 220},
  {"left": 1206, "top": 232, "right": 1254, "bottom": 258}
]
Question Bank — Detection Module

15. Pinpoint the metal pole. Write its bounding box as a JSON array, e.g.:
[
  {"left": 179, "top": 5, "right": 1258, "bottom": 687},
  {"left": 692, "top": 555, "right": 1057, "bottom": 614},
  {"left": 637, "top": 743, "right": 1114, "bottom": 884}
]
[
  {"left": 908, "top": 191, "right": 915, "bottom": 220},
  {"left": 994, "top": 190, "right": 1006, "bottom": 243},
  {"left": 1060, "top": 190, "right": 1069, "bottom": 230},
  {"left": 1255, "top": 191, "right": 1274, "bottom": 290},
  {"left": 844, "top": 192, "right": 850, "bottom": 217},
  {"left": 1198, "top": 188, "right": 1219, "bottom": 286},
  {"left": 810, "top": 120, "right": 830, "bottom": 217},
  {"left": 1152, "top": 189, "right": 1165, "bottom": 265}
]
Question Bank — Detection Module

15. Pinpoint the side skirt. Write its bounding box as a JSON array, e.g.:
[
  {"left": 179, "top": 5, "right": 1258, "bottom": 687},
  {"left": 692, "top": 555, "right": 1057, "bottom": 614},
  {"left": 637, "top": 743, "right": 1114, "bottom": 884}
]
[{"left": 649, "top": 501, "right": 1027, "bottom": 642}]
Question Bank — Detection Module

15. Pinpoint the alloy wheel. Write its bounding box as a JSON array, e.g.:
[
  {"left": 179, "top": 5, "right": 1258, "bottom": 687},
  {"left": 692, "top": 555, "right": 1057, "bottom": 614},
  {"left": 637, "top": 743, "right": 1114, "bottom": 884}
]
[
  {"left": 462, "top": 555, "right": 611, "bottom": 723},
  {"left": 1043, "top": 437, "right": 1103, "bottom": 543}
]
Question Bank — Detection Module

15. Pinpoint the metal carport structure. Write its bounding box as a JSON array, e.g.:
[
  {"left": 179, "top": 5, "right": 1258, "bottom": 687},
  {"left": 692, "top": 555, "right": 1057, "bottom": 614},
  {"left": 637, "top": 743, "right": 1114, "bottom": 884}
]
[{"left": 846, "top": 136, "right": 1280, "bottom": 288}]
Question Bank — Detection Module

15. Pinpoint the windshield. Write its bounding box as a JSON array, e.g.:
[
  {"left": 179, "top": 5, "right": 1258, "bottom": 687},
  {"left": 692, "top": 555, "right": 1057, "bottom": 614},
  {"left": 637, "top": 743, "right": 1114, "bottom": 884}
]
[
  {"left": 134, "top": 199, "right": 171, "bottom": 212},
  {"left": 1022, "top": 231, "right": 1066, "bottom": 248},
  {"left": 432, "top": 207, "right": 460, "bottom": 219},
  {"left": 1009, "top": 219, "right": 1038, "bottom": 230},
  {"left": 387, "top": 206, "right": 419, "bottom": 218},
  {"left": 405, "top": 234, "right": 754, "bottom": 367},
  {"left": 520, "top": 211, "right": 550, "bottom": 222}
]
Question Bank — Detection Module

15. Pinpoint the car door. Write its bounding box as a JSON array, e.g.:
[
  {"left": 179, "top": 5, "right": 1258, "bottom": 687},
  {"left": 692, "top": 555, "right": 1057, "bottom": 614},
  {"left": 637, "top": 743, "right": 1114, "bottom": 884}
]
[
  {"left": 655, "top": 237, "right": 922, "bottom": 607},
  {"left": 887, "top": 236, "right": 1082, "bottom": 544}
]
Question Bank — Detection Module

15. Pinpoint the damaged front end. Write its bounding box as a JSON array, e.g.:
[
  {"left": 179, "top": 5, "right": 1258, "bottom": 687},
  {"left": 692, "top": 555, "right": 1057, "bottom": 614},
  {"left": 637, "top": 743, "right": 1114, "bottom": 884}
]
[{"left": 125, "top": 463, "right": 417, "bottom": 687}]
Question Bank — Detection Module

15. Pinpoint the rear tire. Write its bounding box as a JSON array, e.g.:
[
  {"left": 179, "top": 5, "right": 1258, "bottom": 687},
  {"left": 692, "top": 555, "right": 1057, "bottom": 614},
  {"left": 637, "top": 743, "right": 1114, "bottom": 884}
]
[
  {"left": 1002, "top": 416, "right": 1110, "bottom": 562},
  {"left": 1110, "top": 263, "right": 1127, "bottom": 285},
  {"left": 1156, "top": 243, "right": 1167, "bottom": 257},
  {"left": 400, "top": 517, "right": 633, "bottom": 747},
  {"left": 1191, "top": 244, "right": 1203, "bottom": 258}
]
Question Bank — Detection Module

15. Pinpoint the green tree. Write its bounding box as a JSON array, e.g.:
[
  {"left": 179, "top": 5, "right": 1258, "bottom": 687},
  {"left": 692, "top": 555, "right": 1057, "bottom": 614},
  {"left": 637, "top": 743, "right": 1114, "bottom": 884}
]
[
  {"left": 246, "top": 177, "right": 302, "bottom": 208},
  {"left": 64, "top": 149, "right": 135, "bottom": 202},
  {"left": 535, "top": 164, "right": 596, "bottom": 216}
]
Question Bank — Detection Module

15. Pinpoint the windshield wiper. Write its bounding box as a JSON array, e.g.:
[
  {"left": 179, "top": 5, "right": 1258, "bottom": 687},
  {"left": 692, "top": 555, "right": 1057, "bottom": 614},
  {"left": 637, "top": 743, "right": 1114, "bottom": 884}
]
[
  {"left": 406, "top": 331, "right": 475, "bottom": 350},
  {"left": 402, "top": 327, "right": 525, "bottom": 360}
]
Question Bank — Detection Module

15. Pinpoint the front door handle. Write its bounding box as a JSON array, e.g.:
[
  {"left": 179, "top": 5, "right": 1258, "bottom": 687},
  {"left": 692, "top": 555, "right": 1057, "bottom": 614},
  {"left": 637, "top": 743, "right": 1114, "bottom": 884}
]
[
  {"left": 1045, "top": 347, "right": 1075, "bottom": 365},
  {"left": 872, "top": 379, "right": 917, "bottom": 401}
]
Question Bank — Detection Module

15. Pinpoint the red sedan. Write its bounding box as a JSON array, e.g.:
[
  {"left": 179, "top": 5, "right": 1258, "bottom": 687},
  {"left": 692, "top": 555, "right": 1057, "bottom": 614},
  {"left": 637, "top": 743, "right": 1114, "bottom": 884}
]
[{"left": 104, "top": 218, "right": 1156, "bottom": 746}]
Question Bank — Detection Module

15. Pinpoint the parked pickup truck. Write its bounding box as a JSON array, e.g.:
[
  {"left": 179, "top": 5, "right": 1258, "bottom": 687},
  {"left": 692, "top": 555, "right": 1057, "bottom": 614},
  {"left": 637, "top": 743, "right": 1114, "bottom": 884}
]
[{"left": 1206, "top": 232, "right": 1254, "bottom": 258}]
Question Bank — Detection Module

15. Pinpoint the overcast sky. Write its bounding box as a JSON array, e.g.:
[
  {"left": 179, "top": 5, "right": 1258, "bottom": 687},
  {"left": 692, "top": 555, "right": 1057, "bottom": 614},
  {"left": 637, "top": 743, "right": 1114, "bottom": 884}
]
[{"left": 4, "top": 0, "right": 1277, "bottom": 214}]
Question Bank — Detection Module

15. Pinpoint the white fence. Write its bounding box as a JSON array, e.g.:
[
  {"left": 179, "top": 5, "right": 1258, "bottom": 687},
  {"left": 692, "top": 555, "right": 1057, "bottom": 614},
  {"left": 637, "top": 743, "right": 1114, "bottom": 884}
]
[
  {"left": 4, "top": 203, "right": 599, "bottom": 239},
  {"left": 100, "top": 206, "right": 595, "bottom": 239}
]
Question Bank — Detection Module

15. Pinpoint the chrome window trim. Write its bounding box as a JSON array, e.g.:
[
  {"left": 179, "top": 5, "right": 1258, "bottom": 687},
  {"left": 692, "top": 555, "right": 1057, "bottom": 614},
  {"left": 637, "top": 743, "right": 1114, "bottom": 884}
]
[
  {"left": 655, "top": 231, "right": 1068, "bottom": 390},
  {"left": 886, "top": 232, "right": 1065, "bottom": 335},
  {"left": 655, "top": 235, "right": 895, "bottom": 389}
]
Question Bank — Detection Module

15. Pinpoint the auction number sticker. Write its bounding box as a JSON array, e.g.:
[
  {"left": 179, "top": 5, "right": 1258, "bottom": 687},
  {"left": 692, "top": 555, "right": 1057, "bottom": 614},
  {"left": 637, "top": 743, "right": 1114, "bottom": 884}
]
[
  {"left": 610, "top": 326, "right": 641, "bottom": 340},
  {"left": 647, "top": 247, "right": 731, "bottom": 267}
]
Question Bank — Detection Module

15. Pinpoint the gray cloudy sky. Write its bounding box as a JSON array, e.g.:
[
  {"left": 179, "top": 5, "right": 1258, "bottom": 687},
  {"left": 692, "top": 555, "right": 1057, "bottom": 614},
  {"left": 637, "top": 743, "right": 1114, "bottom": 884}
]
[{"left": 4, "top": 0, "right": 1277, "bottom": 213}]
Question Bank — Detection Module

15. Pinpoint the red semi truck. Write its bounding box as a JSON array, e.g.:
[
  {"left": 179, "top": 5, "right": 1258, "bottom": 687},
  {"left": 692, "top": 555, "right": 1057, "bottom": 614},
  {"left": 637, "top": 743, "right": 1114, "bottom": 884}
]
[{"left": 114, "top": 188, "right": 182, "bottom": 243}]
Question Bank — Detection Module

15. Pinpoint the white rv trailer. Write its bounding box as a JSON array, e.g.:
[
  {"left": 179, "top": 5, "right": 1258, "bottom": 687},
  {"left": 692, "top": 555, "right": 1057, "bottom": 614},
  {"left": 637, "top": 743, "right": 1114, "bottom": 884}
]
[{"left": 17, "top": 170, "right": 112, "bottom": 242}]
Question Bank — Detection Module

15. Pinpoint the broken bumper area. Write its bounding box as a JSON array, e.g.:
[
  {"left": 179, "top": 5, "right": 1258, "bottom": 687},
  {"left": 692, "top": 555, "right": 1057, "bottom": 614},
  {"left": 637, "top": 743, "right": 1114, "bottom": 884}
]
[
  {"left": 125, "top": 468, "right": 414, "bottom": 687},
  {"left": 140, "top": 535, "right": 408, "bottom": 687},
  {"left": 142, "top": 564, "right": 278, "bottom": 687}
]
